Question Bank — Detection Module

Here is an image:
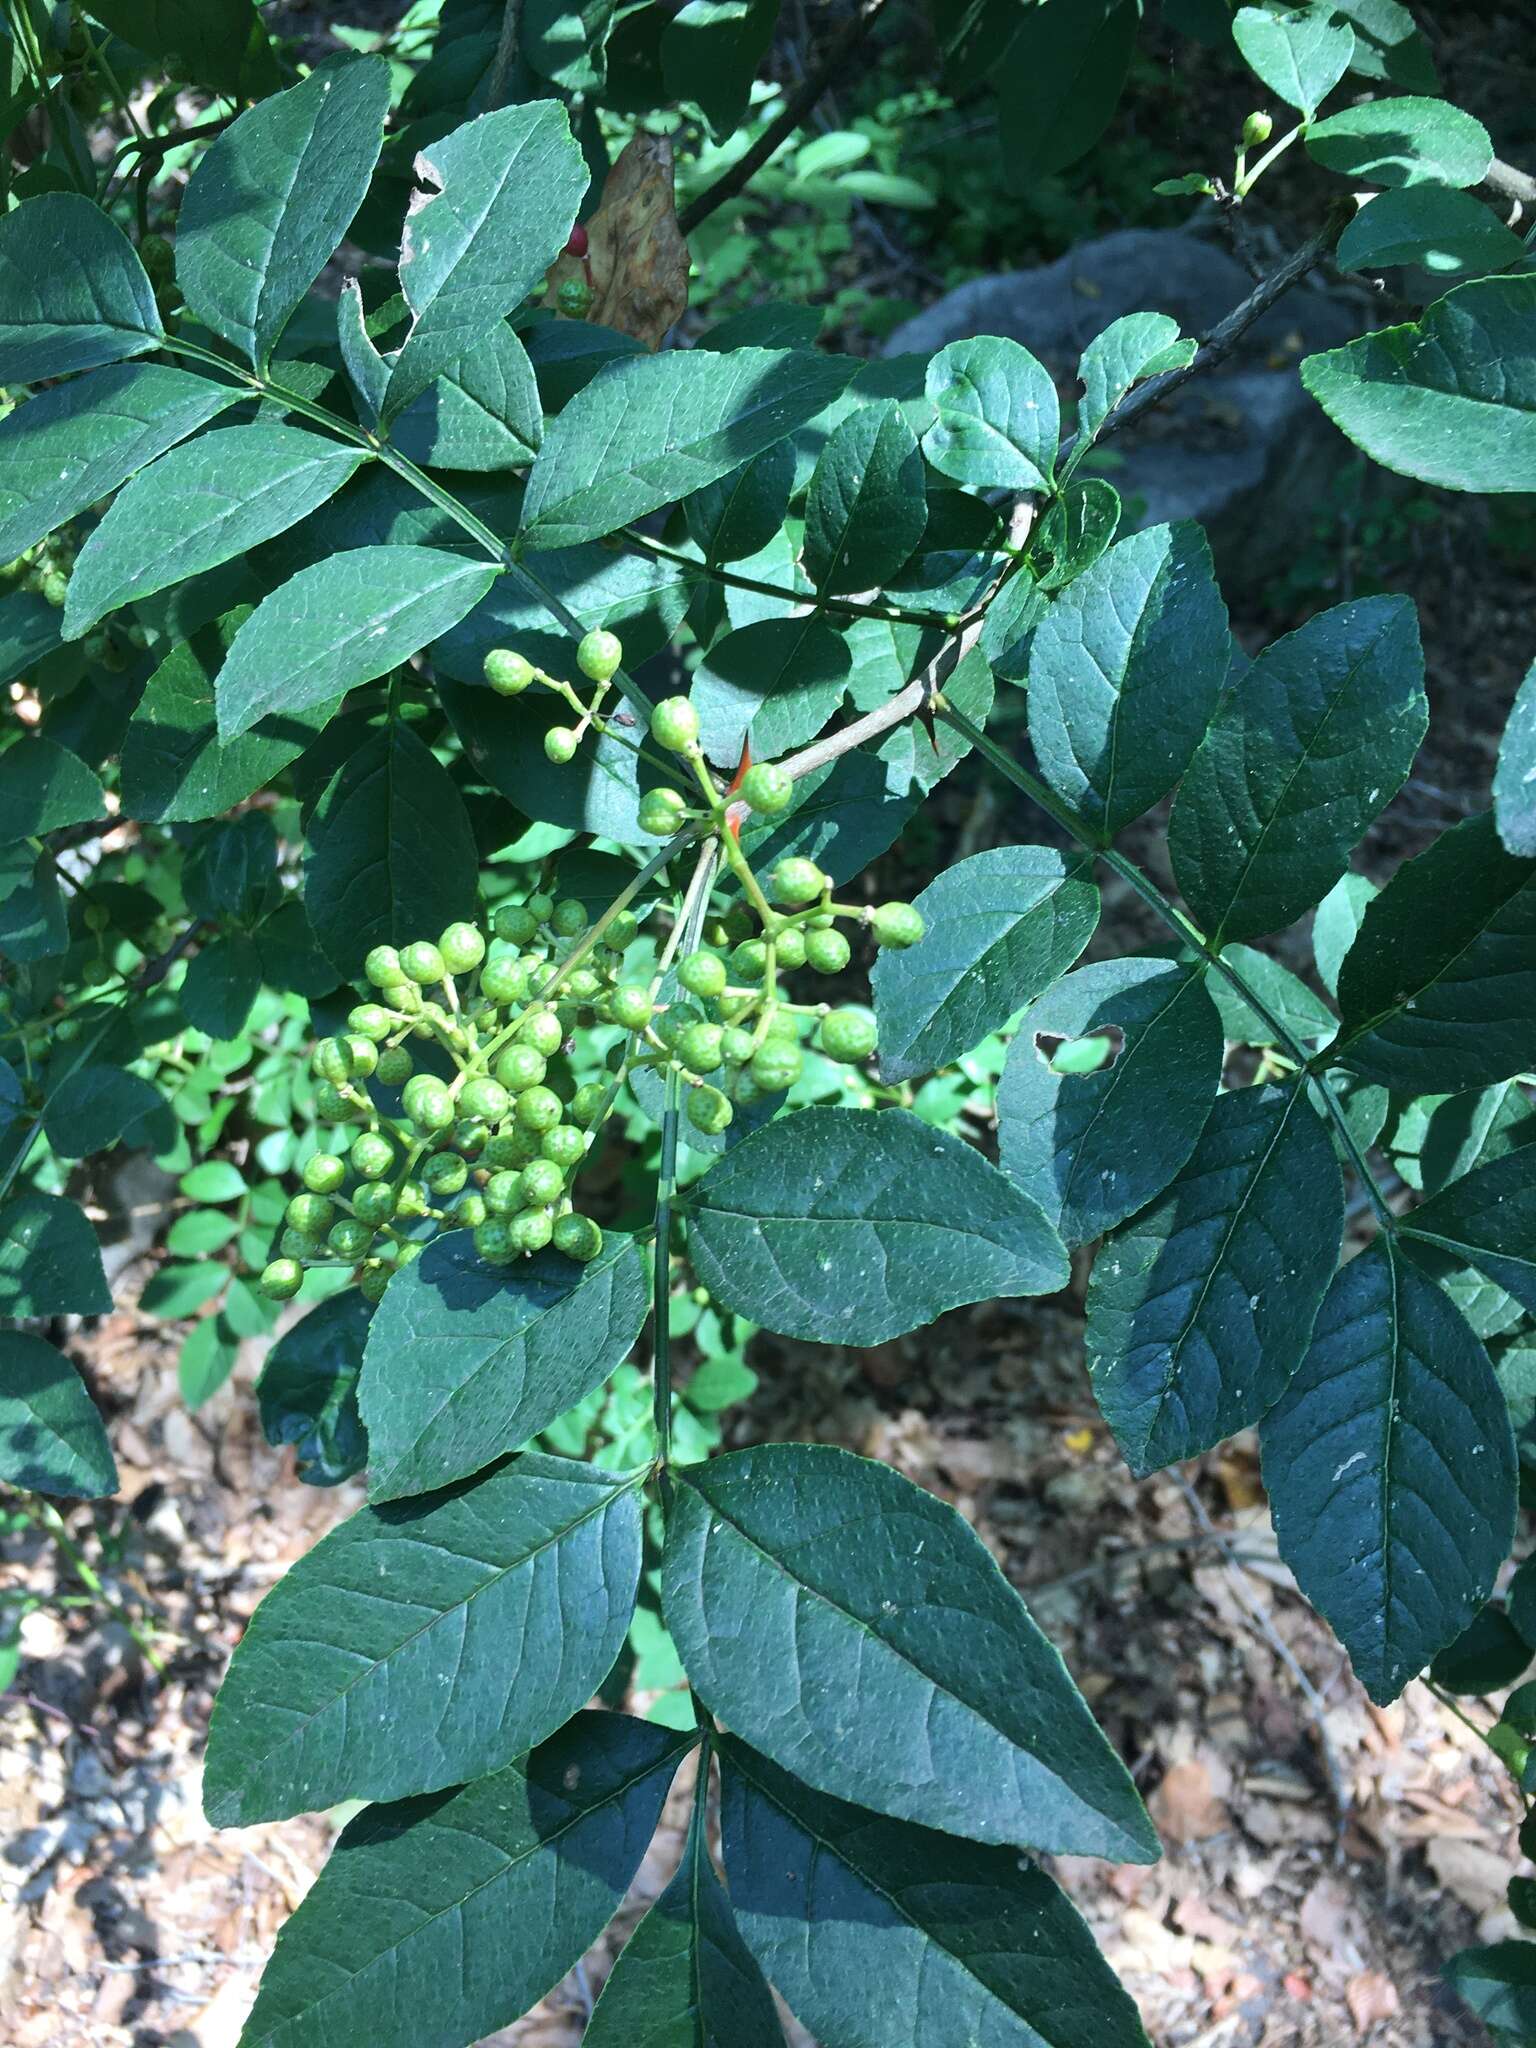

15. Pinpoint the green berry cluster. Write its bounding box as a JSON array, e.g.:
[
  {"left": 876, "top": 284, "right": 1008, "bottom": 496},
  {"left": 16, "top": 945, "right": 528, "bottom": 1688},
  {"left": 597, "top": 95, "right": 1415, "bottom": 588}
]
[
  {"left": 484, "top": 629, "right": 626, "bottom": 765},
  {"left": 1, "top": 526, "right": 74, "bottom": 612}
]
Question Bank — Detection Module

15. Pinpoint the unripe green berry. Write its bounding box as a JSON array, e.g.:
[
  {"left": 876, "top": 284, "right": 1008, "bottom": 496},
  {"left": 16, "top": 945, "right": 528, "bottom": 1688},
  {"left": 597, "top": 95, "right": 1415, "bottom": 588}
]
[
  {"left": 424, "top": 1151, "right": 468, "bottom": 1195},
  {"left": 577, "top": 628, "right": 623, "bottom": 683},
  {"left": 494, "top": 905, "right": 540, "bottom": 946},
  {"left": 872, "top": 901, "right": 925, "bottom": 949},
  {"left": 541, "top": 1124, "right": 586, "bottom": 1170},
  {"left": 527, "top": 891, "right": 555, "bottom": 921},
  {"left": 820, "top": 1007, "right": 877, "bottom": 1063},
  {"left": 545, "top": 726, "right": 579, "bottom": 765},
  {"left": 651, "top": 696, "right": 699, "bottom": 751},
  {"left": 520, "top": 1010, "right": 564, "bottom": 1056},
  {"left": 260, "top": 1258, "right": 303, "bottom": 1300},
  {"left": 286, "top": 1192, "right": 335, "bottom": 1237},
  {"left": 314, "top": 1035, "right": 352, "bottom": 1083},
  {"left": 396, "top": 1181, "right": 430, "bottom": 1219},
  {"left": 495, "top": 1043, "right": 547, "bottom": 1092},
  {"left": 567, "top": 966, "right": 601, "bottom": 1000},
  {"left": 457, "top": 1192, "right": 488, "bottom": 1228},
  {"left": 1242, "top": 109, "right": 1274, "bottom": 146},
  {"left": 805, "top": 927, "right": 851, "bottom": 974},
  {"left": 343, "top": 1034, "right": 378, "bottom": 1079},
  {"left": 329, "top": 1217, "right": 374, "bottom": 1259},
  {"left": 460, "top": 1076, "right": 511, "bottom": 1123},
  {"left": 475, "top": 1219, "right": 516, "bottom": 1262},
  {"left": 716, "top": 991, "right": 756, "bottom": 1024},
  {"left": 605, "top": 911, "right": 639, "bottom": 950},
  {"left": 553, "top": 1213, "right": 603, "bottom": 1262},
  {"left": 771, "top": 857, "right": 824, "bottom": 907},
  {"left": 350, "top": 1130, "right": 395, "bottom": 1179},
  {"left": 556, "top": 277, "right": 594, "bottom": 318},
  {"left": 359, "top": 1263, "right": 392, "bottom": 1304},
  {"left": 440, "top": 921, "right": 486, "bottom": 974},
  {"left": 353, "top": 1180, "right": 398, "bottom": 1226},
  {"left": 730, "top": 938, "right": 769, "bottom": 981},
  {"left": 478, "top": 956, "right": 526, "bottom": 1005},
  {"left": 348, "top": 1003, "right": 393, "bottom": 1040},
  {"left": 611, "top": 985, "right": 653, "bottom": 1030},
  {"left": 739, "top": 762, "right": 794, "bottom": 814},
  {"left": 402, "top": 1074, "right": 454, "bottom": 1130},
  {"left": 639, "top": 787, "right": 688, "bottom": 837},
  {"left": 314, "top": 1080, "right": 356, "bottom": 1122},
  {"left": 509, "top": 1207, "right": 555, "bottom": 1253},
  {"left": 720, "top": 1026, "right": 755, "bottom": 1066},
  {"left": 570, "top": 1082, "right": 608, "bottom": 1126},
  {"left": 483, "top": 1132, "right": 528, "bottom": 1170},
  {"left": 485, "top": 647, "right": 535, "bottom": 695},
  {"left": 484, "top": 1170, "right": 522, "bottom": 1217},
  {"left": 453, "top": 1119, "right": 488, "bottom": 1158},
  {"left": 519, "top": 1158, "right": 564, "bottom": 1206},
  {"left": 400, "top": 940, "right": 447, "bottom": 985},
  {"left": 376, "top": 1045, "right": 413, "bottom": 1087},
  {"left": 752, "top": 1040, "right": 803, "bottom": 1092},
  {"left": 678, "top": 1021, "right": 725, "bottom": 1073},
  {"left": 678, "top": 949, "right": 727, "bottom": 999},
  {"left": 40, "top": 568, "right": 67, "bottom": 608},
  {"left": 303, "top": 1152, "right": 346, "bottom": 1195},
  {"left": 551, "top": 898, "right": 587, "bottom": 938},
  {"left": 515, "top": 1084, "right": 563, "bottom": 1132},
  {"left": 688, "top": 1085, "right": 734, "bottom": 1135},
  {"left": 280, "top": 1228, "right": 318, "bottom": 1260},
  {"left": 774, "top": 927, "right": 807, "bottom": 970}
]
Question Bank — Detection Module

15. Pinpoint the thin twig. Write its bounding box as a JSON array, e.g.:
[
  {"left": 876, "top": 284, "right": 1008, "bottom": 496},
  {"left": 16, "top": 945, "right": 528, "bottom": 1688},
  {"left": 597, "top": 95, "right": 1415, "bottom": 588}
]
[
  {"left": 1484, "top": 157, "right": 1536, "bottom": 207},
  {"left": 486, "top": 0, "right": 523, "bottom": 111},
  {"left": 678, "top": 0, "right": 894, "bottom": 235}
]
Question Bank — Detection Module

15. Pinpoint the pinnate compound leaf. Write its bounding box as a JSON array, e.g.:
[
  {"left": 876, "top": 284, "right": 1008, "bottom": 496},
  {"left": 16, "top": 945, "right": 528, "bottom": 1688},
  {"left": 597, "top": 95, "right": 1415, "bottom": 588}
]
[
  {"left": 922, "top": 336, "right": 1058, "bottom": 493},
  {"left": 871, "top": 846, "right": 1099, "bottom": 1082},
  {"left": 361, "top": 1228, "right": 650, "bottom": 1503},
  {"left": 384, "top": 102, "right": 588, "bottom": 417},
  {"left": 303, "top": 721, "right": 479, "bottom": 980},
  {"left": 257, "top": 1290, "right": 371, "bottom": 1488},
  {"left": 1260, "top": 1239, "right": 1516, "bottom": 1704},
  {"left": 719, "top": 1737, "right": 1152, "bottom": 2048},
  {"left": 0, "top": 363, "right": 236, "bottom": 568},
  {"left": 1085, "top": 1083, "right": 1344, "bottom": 1476},
  {"left": 663, "top": 1444, "right": 1157, "bottom": 1861},
  {"left": 215, "top": 546, "right": 495, "bottom": 740},
  {"left": 684, "top": 1107, "right": 1070, "bottom": 1345},
  {"left": 521, "top": 348, "right": 858, "bottom": 548},
  {"left": 0, "top": 1332, "right": 117, "bottom": 1499},
  {"left": 0, "top": 736, "right": 104, "bottom": 840},
  {"left": 1169, "top": 594, "right": 1426, "bottom": 942},
  {"left": 239, "top": 1712, "right": 693, "bottom": 2048},
  {"left": 1337, "top": 184, "right": 1525, "bottom": 282},
  {"left": 177, "top": 58, "right": 393, "bottom": 369},
  {"left": 997, "top": 958, "right": 1224, "bottom": 1246},
  {"left": 1232, "top": 5, "right": 1353, "bottom": 115},
  {"left": 1401, "top": 1150, "right": 1536, "bottom": 1315},
  {"left": 1304, "top": 95, "right": 1492, "bottom": 189},
  {"left": 1301, "top": 275, "right": 1536, "bottom": 493},
  {"left": 203, "top": 1453, "right": 645, "bottom": 1826},
  {"left": 1494, "top": 658, "right": 1536, "bottom": 858},
  {"left": 0, "top": 194, "right": 160, "bottom": 382},
  {"left": 1071, "top": 311, "right": 1194, "bottom": 457},
  {"left": 0, "top": 1193, "right": 110, "bottom": 1317},
  {"left": 803, "top": 398, "right": 927, "bottom": 595},
  {"left": 64, "top": 426, "right": 368, "bottom": 638},
  {"left": 584, "top": 1821, "right": 786, "bottom": 2048},
  {"left": 1334, "top": 812, "right": 1536, "bottom": 1091},
  {"left": 1027, "top": 521, "right": 1230, "bottom": 839}
]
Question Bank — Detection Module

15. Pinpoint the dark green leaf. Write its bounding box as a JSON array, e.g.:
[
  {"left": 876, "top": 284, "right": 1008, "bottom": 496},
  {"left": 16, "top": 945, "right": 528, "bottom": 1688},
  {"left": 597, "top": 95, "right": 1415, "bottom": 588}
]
[
  {"left": 995, "top": 0, "right": 1138, "bottom": 186},
  {"left": 0, "top": 845, "right": 66, "bottom": 962},
  {"left": 440, "top": 674, "right": 645, "bottom": 840},
  {"left": 335, "top": 278, "right": 388, "bottom": 425},
  {"left": 0, "top": 363, "right": 236, "bottom": 568},
  {"left": 661, "top": 0, "right": 779, "bottom": 138},
  {"left": 391, "top": 320, "right": 543, "bottom": 469},
  {"left": 523, "top": 0, "right": 623, "bottom": 92},
  {"left": 997, "top": 958, "right": 1224, "bottom": 1245},
  {"left": 361, "top": 1228, "right": 650, "bottom": 1503},
  {"left": 1331, "top": 0, "right": 1436, "bottom": 88},
  {"left": 216, "top": 547, "right": 495, "bottom": 740},
  {"left": 64, "top": 425, "right": 367, "bottom": 638},
  {"left": 664, "top": 1444, "right": 1156, "bottom": 1859},
  {"left": 1495, "top": 658, "right": 1536, "bottom": 858},
  {"left": 922, "top": 336, "right": 1058, "bottom": 493},
  {"left": 141, "top": 1262, "right": 227, "bottom": 1317},
  {"left": 1232, "top": 5, "right": 1353, "bottom": 115},
  {"left": 737, "top": 748, "right": 914, "bottom": 885},
  {"left": 1334, "top": 812, "right": 1536, "bottom": 1090},
  {"left": 434, "top": 545, "right": 695, "bottom": 688},
  {"left": 87, "top": 0, "right": 280, "bottom": 96},
  {"left": 1034, "top": 478, "right": 1123, "bottom": 590},
  {"left": 0, "top": 193, "right": 160, "bottom": 382},
  {"left": 0, "top": 588, "right": 59, "bottom": 691},
  {"left": 692, "top": 615, "right": 851, "bottom": 768},
  {"left": 1430, "top": 1607, "right": 1532, "bottom": 1695},
  {"left": 1401, "top": 1149, "right": 1536, "bottom": 1314},
  {"left": 1085, "top": 1083, "right": 1344, "bottom": 1476},
  {"left": 180, "top": 933, "right": 263, "bottom": 1041},
  {"left": 720, "top": 1738, "right": 1152, "bottom": 2048},
  {"left": 238, "top": 1712, "right": 693, "bottom": 2048},
  {"left": 1337, "top": 184, "right": 1525, "bottom": 281},
  {"left": 1027, "top": 522, "right": 1230, "bottom": 839},
  {"left": 204, "top": 1453, "right": 645, "bottom": 1825},
  {"left": 686, "top": 1107, "right": 1070, "bottom": 1344},
  {"left": 684, "top": 444, "right": 795, "bottom": 565},
  {"left": 182, "top": 810, "right": 279, "bottom": 924},
  {"left": 1304, "top": 95, "right": 1492, "bottom": 189},
  {"left": 0, "top": 735, "right": 103, "bottom": 839},
  {"left": 0, "top": 1331, "right": 117, "bottom": 1498},
  {"left": 258, "top": 1289, "right": 371, "bottom": 1487},
  {"left": 0, "top": 1192, "right": 110, "bottom": 1316},
  {"left": 803, "top": 399, "right": 926, "bottom": 595},
  {"left": 1447, "top": 1941, "right": 1536, "bottom": 2039},
  {"left": 384, "top": 102, "right": 588, "bottom": 417},
  {"left": 304, "top": 721, "right": 479, "bottom": 980},
  {"left": 585, "top": 1817, "right": 786, "bottom": 2048},
  {"left": 521, "top": 348, "right": 858, "bottom": 549},
  {"left": 41, "top": 1063, "right": 170, "bottom": 1157},
  {"left": 1170, "top": 595, "right": 1425, "bottom": 942},
  {"left": 1387, "top": 1079, "right": 1535, "bottom": 1197},
  {"left": 1260, "top": 1238, "right": 1516, "bottom": 1703},
  {"left": 177, "top": 59, "right": 393, "bottom": 370},
  {"left": 1302, "top": 275, "right": 1536, "bottom": 493},
  {"left": 872, "top": 846, "right": 1099, "bottom": 1083}
]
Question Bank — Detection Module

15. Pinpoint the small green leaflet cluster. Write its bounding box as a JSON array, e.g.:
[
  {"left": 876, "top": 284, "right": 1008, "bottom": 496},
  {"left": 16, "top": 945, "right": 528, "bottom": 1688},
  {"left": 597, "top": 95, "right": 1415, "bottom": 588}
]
[{"left": 1, "top": 25, "right": 1534, "bottom": 2046}]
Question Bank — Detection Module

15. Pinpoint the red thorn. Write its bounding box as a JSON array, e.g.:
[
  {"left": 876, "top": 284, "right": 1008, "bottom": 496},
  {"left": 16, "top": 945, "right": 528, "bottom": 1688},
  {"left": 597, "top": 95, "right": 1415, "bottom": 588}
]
[{"left": 725, "top": 734, "right": 753, "bottom": 799}]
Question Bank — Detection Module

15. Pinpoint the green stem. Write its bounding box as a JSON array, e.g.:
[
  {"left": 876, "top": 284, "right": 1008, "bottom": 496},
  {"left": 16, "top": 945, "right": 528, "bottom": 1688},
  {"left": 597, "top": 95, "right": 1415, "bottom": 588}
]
[
  {"left": 1234, "top": 121, "right": 1303, "bottom": 198},
  {"left": 619, "top": 527, "right": 955, "bottom": 630},
  {"left": 937, "top": 700, "right": 1397, "bottom": 1228},
  {"left": 19, "top": 1497, "right": 168, "bottom": 1675}
]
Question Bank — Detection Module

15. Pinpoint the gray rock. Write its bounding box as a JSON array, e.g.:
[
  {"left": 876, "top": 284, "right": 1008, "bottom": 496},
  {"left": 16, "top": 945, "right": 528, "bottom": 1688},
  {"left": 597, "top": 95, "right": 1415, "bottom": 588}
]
[{"left": 886, "top": 228, "right": 1361, "bottom": 590}]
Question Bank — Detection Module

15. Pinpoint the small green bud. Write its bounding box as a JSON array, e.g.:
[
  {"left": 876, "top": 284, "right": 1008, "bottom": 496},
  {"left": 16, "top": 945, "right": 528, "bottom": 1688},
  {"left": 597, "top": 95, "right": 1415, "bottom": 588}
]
[{"left": 1242, "top": 109, "right": 1273, "bottom": 146}]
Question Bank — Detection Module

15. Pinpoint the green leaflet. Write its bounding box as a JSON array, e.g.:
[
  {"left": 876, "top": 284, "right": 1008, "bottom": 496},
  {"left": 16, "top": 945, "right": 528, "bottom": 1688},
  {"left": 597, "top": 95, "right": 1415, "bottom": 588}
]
[
  {"left": 1494, "top": 658, "right": 1536, "bottom": 858},
  {"left": 1070, "top": 311, "right": 1194, "bottom": 458},
  {"left": 1169, "top": 594, "right": 1426, "bottom": 942},
  {"left": 360, "top": 1228, "right": 651, "bottom": 1503},
  {"left": 691, "top": 615, "right": 851, "bottom": 768},
  {"left": 922, "top": 335, "right": 1058, "bottom": 493},
  {"left": 871, "top": 845, "right": 1100, "bottom": 1082},
  {"left": 0, "top": 363, "right": 236, "bottom": 568},
  {"left": 0, "top": 194, "right": 160, "bottom": 383},
  {"left": 87, "top": 0, "right": 280, "bottom": 97},
  {"left": 584, "top": 1815, "right": 786, "bottom": 2048},
  {"left": 238, "top": 1713, "right": 694, "bottom": 2048},
  {"left": 993, "top": 0, "right": 1138, "bottom": 189},
  {"left": 41, "top": 1064, "right": 170, "bottom": 1157},
  {"left": 1312, "top": 871, "right": 1377, "bottom": 995},
  {"left": 685, "top": 444, "right": 796, "bottom": 565},
  {"left": 202, "top": 1453, "right": 645, "bottom": 1825},
  {"left": 1401, "top": 1149, "right": 1536, "bottom": 1314},
  {"left": 438, "top": 672, "right": 648, "bottom": 840},
  {"left": 1260, "top": 1238, "right": 1516, "bottom": 1704},
  {"left": 0, "top": 588, "right": 60, "bottom": 692},
  {"left": 1334, "top": 811, "right": 1536, "bottom": 1091},
  {"left": 1447, "top": 1941, "right": 1536, "bottom": 2039},
  {"left": 1304, "top": 95, "right": 1492, "bottom": 189},
  {"left": 214, "top": 546, "right": 496, "bottom": 739},
  {"left": 663, "top": 1444, "right": 1157, "bottom": 1861},
  {"left": 996, "top": 957, "right": 1224, "bottom": 1245},
  {"left": 257, "top": 1290, "right": 371, "bottom": 1488},
  {"left": 64, "top": 425, "right": 368, "bottom": 637},
  {"left": 1085, "top": 1083, "right": 1344, "bottom": 1476},
  {"left": 177, "top": 58, "right": 393, "bottom": 370},
  {"left": 391, "top": 319, "right": 543, "bottom": 469},
  {"left": 180, "top": 933, "right": 262, "bottom": 1040},
  {"left": 433, "top": 545, "right": 696, "bottom": 689},
  {"left": 1027, "top": 521, "right": 1231, "bottom": 840},
  {"left": 1232, "top": 4, "right": 1353, "bottom": 115},
  {"left": 0, "top": 1331, "right": 118, "bottom": 1499},
  {"left": 520, "top": 347, "right": 859, "bottom": 548},
  {"left": 803, "top": 399, "right": 927, "bottom": 595},
  {"left": 1207, "top": 944, "right": 1337, "bottom": 1049},
  {"left": 1302, "top": 274, "right": 1536, "bottom": 493},
  {"left": 720, "top": 1737, "right": 1153, "bottom": 2048},
  {"left": 0, "top": 735, "right": 104, "bottom": 840},
  {"left": 384, "top": 102, "right": 588, "bottom": 417},
  {"left": 0, "top": 1192, "right": 111, "bottom": 1317},
  {"left": 303, "top": 721, "right": 479, "bottom": 979},
  {"left": 1386, "top": 1078, "right": 1535, "bottom": 1197},
  {"left": 685, "top": 1107, "right": 1070, "bottom": 1344},
  {"left": 661, "top": 0, "right": 779, "bottom": 139},
  {"left": 1336, "top": 185, "right": 1525, "bottom": 282}
]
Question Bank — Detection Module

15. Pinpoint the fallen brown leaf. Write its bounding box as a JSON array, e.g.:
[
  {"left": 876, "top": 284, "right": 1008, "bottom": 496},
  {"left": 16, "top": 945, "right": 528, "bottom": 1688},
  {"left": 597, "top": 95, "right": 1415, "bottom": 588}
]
[
  {"left": 544, "top": 135, "right": 688, "bottom": 349},
  {"left": 1345, "top": 1968, "right": 1400, "bottom": 2030},
  {"left": 1150, "top": 1758, "right": 1230, "bottom": 1843}
]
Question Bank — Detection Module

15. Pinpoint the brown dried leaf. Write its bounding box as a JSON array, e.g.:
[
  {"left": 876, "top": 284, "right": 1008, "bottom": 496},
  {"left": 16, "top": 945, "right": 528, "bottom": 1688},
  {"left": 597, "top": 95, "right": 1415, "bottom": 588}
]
[
  {"left": 1150, "top": 1758, "right": 1229, "bottom": 1843},
  {"left": 544, "top": 135, "right": 688, "bottom": 349},
  {"left": 1345, "top": 1969, "right": 1400, "bottom": 2030}
]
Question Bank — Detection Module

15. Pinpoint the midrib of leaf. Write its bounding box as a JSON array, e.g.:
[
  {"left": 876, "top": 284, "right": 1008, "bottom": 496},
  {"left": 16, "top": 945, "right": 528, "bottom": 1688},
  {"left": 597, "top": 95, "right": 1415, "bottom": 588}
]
[
  {"left": 1378, "top": 1242, "right": 1405, "bottom": 1681},
  {"left": 1400, "top": 1218, "right": 1534, "bottom": 1285}
]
